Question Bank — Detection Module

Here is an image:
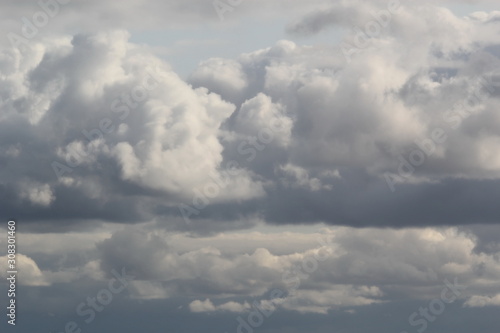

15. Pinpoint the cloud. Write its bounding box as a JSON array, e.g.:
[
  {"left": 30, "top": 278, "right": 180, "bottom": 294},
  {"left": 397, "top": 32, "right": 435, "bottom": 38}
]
[
  {"left": 0, "top": 30, "right": 268, "bottom": 230},
  {"left": 40, "top": 226, "right": 493, "bottom": 313},
  {"left": 189, "top": 298, "right": 216, "bottom": 312},
  {"left": 184, "top": 5, "right": 500, "bottom": 228},
  {"left": 278, "top": 163, "right": 333, "bottom": 191},
  {"left": 0, "top": 221, "right": 497, "bottom": 329},
  {"left": 0, "top": 254, "right": 48, "bottom": 286},
  {"left": 3, "top": 4, "right": 500, "bottom": 232},
  {"left": 285, "top": 1, "right": 378, "bottom": 36},
  {"left": 280, "top": 286, "right": 384, "bottom": 314},
  {"left": 17, "top": 180, "right": 55, "bottom": 206},
  {"left": 2, "top": 224, "right": 496, "bottom": 317},
  {"left": 189, "top": 299, "right": 252, "bottom": 313},
  {"left": 464, "top": 294, "right": 500, "bottom": 307},
  {"left": 2, "top": 1, "right": 500, "bottom": 332},
  {"left": 189, "top": 58, "right": 248, "bottom": 103}
]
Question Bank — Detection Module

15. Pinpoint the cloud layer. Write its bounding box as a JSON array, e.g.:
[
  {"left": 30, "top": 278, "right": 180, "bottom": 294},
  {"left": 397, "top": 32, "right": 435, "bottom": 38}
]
[
  {"left": 1, "top": 2, "right": 500, "bottom": 332},
  {"left": 3, "top": 4, "right": 500, "bottom": 231},
  {"left": 2, "top": 226, "right": 499, "bottom": 313}
]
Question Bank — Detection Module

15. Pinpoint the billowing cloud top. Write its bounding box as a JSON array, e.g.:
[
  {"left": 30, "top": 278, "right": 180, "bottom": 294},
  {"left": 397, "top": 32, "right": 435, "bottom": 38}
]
[{"left": 2, "top": 3, "right": 500, "bottom": 231}]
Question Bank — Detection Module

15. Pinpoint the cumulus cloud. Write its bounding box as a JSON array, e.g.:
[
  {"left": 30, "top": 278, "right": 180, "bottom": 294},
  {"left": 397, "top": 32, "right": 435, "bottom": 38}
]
[
  {"left": 464, "top": 294, "right": 500, "bottom": 307},
  {"left": 0, "top": 254, "right": 48, "bottom": 286},
  {"left": 285, "top": 1, "right": 379, "bottom": 36},
  {"left": 189, "top": 298, "right": 217, "bottom": 312},
  {"left": 0, "top": 30, "right": 270, "bottom": 229},
  {"left": 189, "top": 58, "right": 248, "bottom": 103},
  {"left": 44, "top": 226, "right": 494, "bottom": 313},
  {"left": 189, "top": 299, "right": 252, "bottom": 313},
  {"left": 280, "top": 286, "right": 384, "bottom": 314},
  {"left": 7, "top": 223, "right": 497, "bottom": 314},
  {"left": 17, "top": 180, "right": 55, "bottom": 206},
  {"left": 2, "top": 1, "right": 500, "bottom": 332},
  {"left": 3, "top": 3, "right": 500, "bottom": 231},
  {"left": 1, "top": 223, "right": 498, "bottom": 323},
  {"left": 278, "top": 163, "right": 333, "bottom": 191},
  {"left": 184, "top": 4, "right": 500, "bottom": 228}
]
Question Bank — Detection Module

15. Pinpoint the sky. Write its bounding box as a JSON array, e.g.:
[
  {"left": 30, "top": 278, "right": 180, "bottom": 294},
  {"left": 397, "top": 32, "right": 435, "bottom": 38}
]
[{"left": 1, "top": 0, "right": 500, "bottom": 332}]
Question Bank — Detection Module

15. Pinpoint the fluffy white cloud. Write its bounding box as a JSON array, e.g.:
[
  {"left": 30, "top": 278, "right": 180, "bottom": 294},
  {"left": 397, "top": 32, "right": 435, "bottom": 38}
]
[
  {"left": 186, "top": 3, "right": 500, "bottom": 201},
  {"left": 0, "top": 30, "right": 268, "bottom": 218},
  {"left": 232, "top": 93, "right": 293, "bottom": 147},
  {"left": 17, "top": 181, "right": 55, "bottom": 206},
  {"left": 189, "top": 58, "right": 248, "bottom": 103},
  {"left": 1, "top": 223, "right": 499, "bottom": 314},
  {"left": 30, "top": 226, "right": 492, "bottom": 313},
  {"left": 189, "top": 299, "right": 251, "bottom": 313},
  {"left": 3, "top": 3, "right": 500, "bottom": 230}
]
